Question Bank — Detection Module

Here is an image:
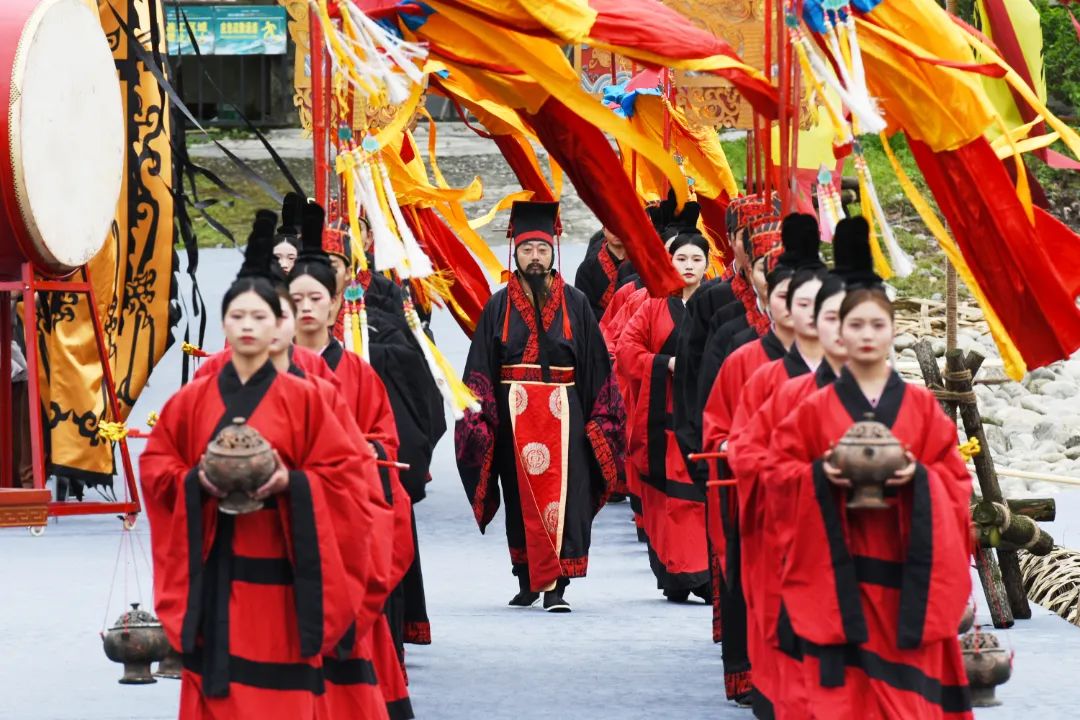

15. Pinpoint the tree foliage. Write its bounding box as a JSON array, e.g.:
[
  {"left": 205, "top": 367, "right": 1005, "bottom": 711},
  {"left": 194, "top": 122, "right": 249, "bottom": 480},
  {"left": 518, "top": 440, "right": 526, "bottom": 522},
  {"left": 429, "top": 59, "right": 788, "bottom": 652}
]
[{"left": 1035, "top": 0, "right": 1080, "bottom": 114}]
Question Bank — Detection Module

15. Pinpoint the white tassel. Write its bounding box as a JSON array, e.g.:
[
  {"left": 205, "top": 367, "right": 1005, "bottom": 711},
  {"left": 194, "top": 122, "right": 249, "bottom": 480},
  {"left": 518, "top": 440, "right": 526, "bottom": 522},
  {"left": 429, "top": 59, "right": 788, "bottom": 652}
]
[
  {"left": 844, "top": 13, "right": 871, "bottom": 104},
  {"left": 342, "top": 2, "right": 427, "bottom": 85},
  {"left": 798, "top": 28, "right": 885, "bottom": 135},
  {"left": 856, "top": 156, "right": 914, "bottom": 277},
  {"left": 353, "top": 158, "right": 407, "bottom": 274},
  {"left": 404, "top": 298, "right": 464, "bottom": 420},
  {"left": 378, "top": 162, "right": 433, "bottom": 279}
]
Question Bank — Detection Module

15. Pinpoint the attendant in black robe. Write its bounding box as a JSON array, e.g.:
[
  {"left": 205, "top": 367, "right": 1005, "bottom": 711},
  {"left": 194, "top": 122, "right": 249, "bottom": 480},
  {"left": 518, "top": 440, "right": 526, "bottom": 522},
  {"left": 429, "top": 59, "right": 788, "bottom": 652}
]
[
  {"left": 455, "top": 201, "right": 626, "bottom": 612},
  {"left": 574, "top": 228, "right": 633, "bottom": 321}
]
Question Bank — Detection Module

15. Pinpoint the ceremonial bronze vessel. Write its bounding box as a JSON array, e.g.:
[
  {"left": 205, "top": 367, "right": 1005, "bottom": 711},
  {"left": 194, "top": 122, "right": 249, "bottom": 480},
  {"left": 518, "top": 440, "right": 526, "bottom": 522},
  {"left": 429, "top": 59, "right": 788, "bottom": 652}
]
[
  {"left": 960, "top": 628, "right": 1012, "bottom": 707},
  {"left": 202, "top": 417, "right": 276, "bottom": 514},
  {"left": 102, "top": 603, "right": 170, "bottom": 684},
  {"left": 828, "top": 415, "right": 908, "bottom": 510},
  {"left": 154, "top": 647, "right": 183, "bottom": 680}
]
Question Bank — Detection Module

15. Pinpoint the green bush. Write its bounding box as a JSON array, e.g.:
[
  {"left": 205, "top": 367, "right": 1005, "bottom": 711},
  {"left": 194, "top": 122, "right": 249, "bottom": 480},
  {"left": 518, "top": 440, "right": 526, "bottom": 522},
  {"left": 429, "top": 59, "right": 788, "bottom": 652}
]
[{"left": 1035, "top": 1, "right": 1080, "bottom": 114}]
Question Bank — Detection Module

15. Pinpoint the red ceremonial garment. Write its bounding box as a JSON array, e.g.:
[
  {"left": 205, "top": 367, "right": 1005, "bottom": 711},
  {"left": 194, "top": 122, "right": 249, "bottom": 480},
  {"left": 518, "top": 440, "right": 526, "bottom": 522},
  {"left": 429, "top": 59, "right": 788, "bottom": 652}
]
[
  {"left": 196, "top": 345, "right": 340, "bottom": 388},
  {"left": 730, "top": 365, "right": 836, "bottom": 719},
  {"left": 604, "top": 284, "right": 648, "bottom": 503},
  {"left": 140, "top": 362, "right": 373, "bottom": 719},
  {"left": 618, "top": 296, "right": 708, "bottom": 592},
  {"left": 726, "top": 347, "right": 813, "bottom": 712},
  {"left": 456, "top": 274, "right": 626, "bottom": 590},
  {"left": 507, "top": 379, "right": 573, "bottom": 591},
  {"left": 320, "top": 339, "right": 414, "bottom": 718},
  {"left": 770, "top": 370, "right": 973, "bottom": 719}
]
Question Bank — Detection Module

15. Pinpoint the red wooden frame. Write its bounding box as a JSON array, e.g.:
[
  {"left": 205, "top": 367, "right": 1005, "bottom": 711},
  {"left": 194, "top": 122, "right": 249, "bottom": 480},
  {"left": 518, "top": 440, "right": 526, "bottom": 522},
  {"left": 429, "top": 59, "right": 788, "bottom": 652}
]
[{"left": 0, "top": 262, "right": 140, "bottom": 524}]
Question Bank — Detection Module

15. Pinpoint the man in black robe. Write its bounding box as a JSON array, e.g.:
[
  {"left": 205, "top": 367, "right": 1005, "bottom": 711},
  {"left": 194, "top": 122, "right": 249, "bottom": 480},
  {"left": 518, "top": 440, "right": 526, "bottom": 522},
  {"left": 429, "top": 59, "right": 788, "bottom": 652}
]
[
  {"left": 456, "top": 201, "right": 626, "bottom": 612},
  {"left": 574, "top": 227, "right": 633, "bottom": 321}
]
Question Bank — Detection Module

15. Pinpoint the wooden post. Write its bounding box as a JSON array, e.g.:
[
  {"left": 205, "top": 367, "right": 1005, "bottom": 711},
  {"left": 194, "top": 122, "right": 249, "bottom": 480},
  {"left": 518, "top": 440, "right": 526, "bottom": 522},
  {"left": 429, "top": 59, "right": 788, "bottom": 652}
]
[
  {"left": 912, "top": 342, "right": 1013, "bottom": 627},
  {"left": 944, "top": 349, "right": 1032, "bottom": 619},
  {"left": 1003, "top": 498, "right": 1055, "bottom": 522}
]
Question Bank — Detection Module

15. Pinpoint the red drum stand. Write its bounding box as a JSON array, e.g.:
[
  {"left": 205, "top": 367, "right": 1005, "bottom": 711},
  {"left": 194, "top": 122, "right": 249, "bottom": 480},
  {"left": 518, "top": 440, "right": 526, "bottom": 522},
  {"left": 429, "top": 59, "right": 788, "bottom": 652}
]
[{"left": 1, "top": 262, "right": 140, "bottom": 529}]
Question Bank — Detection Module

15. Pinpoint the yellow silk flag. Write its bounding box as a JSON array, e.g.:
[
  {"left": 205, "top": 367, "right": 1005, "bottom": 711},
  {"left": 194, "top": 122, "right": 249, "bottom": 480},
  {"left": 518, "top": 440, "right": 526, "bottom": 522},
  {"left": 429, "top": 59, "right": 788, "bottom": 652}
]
[
  {"left": 975, "top": 0, "right": 1046, "bottom": 137},
  {"left": 34, "top": 0, "right": 175, "bottom": 486}
]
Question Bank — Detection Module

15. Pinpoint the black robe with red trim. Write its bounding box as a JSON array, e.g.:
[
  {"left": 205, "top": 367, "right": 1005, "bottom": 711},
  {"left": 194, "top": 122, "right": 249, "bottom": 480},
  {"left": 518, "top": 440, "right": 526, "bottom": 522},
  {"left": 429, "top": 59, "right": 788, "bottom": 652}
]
[
  {"left": 618, "top": 296, "right": 708, "bottom": 594},
  {"left": 140, "top": 361, "right": 375, "bottom": 719},
  {"left": 574, "top": 241, "right": 631, "bottom": 321},
  {"left": 455, "top": 272, "right": 625, "bottom": 587},
  {"left": 770, "top": 369, "right": 974, "bottom": 719}
]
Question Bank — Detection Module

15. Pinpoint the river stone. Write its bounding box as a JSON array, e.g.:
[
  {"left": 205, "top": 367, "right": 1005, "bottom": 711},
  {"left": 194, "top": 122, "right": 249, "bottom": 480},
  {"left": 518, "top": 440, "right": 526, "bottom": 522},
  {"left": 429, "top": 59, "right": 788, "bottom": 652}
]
[
  {"left": 1033, "top": 421, "right": 1073, "bottom": 446},
  {"left": 983, "top": 425, "right": 1008, "bottom": 455},
  {"left": 931, "top": 339, "right": 946, "bottom": 357},
  {"left": 1001, "top": 407, "right": 1044, "bottom": 428},
  {"left": 1065, "top": 445, "right": 1080, "bottom": 460},
  {"left": 894, "top": 333, "right": 917, "bottom": 351},
  {"left": 1025, "top": 367, "right": 1056, "bottom": 384},
  {"left": 1040, "top": 380, "right": 1079, "bottom": 400},
  {"left": 1020, "top": 395, "right": 1053, "bottom": 414}
]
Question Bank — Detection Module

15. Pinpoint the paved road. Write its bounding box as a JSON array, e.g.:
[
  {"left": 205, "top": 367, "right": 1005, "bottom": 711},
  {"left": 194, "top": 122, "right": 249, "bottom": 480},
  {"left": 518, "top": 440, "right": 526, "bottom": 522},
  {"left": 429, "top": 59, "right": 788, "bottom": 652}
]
[{"left": 1, "top": 247, "right": 1078, "bottom": 719}]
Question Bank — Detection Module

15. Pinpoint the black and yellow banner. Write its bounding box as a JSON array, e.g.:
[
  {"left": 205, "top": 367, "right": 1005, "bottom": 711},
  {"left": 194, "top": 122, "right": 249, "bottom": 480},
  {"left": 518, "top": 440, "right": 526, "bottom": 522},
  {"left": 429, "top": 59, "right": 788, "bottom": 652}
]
[{"left": 33, "top": 0, "right": 176, "bottom": 486}]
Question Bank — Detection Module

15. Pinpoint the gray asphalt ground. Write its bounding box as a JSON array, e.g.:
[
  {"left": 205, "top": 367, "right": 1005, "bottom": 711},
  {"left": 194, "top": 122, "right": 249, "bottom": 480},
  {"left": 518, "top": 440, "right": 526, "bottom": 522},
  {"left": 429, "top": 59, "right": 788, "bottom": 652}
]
[{"left": 2, "top": 244, "right": 1078, "bottom": 719}]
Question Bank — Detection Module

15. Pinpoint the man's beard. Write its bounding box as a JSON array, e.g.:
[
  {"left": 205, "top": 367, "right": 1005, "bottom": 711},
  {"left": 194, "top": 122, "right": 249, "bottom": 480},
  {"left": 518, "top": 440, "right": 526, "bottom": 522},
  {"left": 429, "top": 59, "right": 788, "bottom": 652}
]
[{"left": 521, "top": 263, "right": 550, "bottom": 304}]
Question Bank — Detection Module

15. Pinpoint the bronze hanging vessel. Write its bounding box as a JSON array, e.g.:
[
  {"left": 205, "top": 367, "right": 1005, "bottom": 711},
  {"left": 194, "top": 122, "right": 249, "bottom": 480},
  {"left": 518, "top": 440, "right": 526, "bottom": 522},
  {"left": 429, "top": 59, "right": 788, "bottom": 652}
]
[
  {"left": 201, "top": 417, "right": 276, "bottom": 515},
  {"left": 101, "top": 603, "right": 171, "bottom": 684},
  {"left": 960, "top": 628, "right": 1012, "bottom": 707}
]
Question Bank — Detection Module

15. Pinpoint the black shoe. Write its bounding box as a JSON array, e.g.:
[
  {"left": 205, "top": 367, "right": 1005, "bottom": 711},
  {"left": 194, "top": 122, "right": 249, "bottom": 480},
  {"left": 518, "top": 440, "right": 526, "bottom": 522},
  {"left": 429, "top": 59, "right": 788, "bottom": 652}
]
[
  {"left": 509, "top": 591, "right": 541, "bottom": 607},
  {"left": 543, "top": 592, "right": 571, "bottom": 612},
  {"left": 733, "top": 691, "right": 754, "bottom": 708},
  {"left": 691, "top": 582, "right": 712, "bottom": 604},
  {"left": 664, "top": 588, "right": 691, "bottom": 603}
]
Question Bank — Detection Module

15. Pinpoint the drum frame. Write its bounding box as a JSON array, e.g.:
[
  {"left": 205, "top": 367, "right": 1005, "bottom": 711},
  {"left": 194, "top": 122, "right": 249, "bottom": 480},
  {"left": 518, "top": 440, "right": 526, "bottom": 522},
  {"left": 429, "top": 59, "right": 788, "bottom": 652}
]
[{"left": 0, "top": 262, "right": 140, "bottom": 525}]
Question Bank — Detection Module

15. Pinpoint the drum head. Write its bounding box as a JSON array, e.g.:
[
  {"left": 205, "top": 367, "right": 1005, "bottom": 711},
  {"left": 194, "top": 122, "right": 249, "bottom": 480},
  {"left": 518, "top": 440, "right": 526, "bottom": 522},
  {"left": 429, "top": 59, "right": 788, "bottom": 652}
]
[{"left": 8, "top": 0, "right": 124, "bottom": 274}]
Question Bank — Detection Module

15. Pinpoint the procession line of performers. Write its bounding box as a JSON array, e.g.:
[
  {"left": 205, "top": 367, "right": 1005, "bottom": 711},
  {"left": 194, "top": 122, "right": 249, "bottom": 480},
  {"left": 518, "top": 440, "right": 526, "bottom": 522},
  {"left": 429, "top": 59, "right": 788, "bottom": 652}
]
[
  {"left": 141, "top": 195, "right": 446, "bottom": 719},
  {"left": 586, "top": 198, "right": 975, "bottom": 719}
]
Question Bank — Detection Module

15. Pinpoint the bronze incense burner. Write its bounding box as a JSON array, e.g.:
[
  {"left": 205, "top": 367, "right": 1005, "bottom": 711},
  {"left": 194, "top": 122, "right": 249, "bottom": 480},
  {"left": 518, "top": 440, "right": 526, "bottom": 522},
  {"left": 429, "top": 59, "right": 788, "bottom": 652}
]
[
  {"left": 102, "top": 603, "right": 170, "bottom": 684},
  {"left": 960, "top": 628, "right": 1012, "bottom": 707},
  {"left": 202, "top": 417, "right": 276, "bottom": 514},
  {"left": 828, "top": 415, "right": 908, "bottom": 510}
]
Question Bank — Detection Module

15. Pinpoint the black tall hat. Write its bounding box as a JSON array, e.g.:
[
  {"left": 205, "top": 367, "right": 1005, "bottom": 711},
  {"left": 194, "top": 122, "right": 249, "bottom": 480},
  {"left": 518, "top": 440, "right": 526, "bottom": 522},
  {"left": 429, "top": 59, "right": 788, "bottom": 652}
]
[
  {"left": 833, "top": 216, "right": 883, "bottom": 288},
  {"left": 646, "top": 189, "right": 679, "bottom": 234},
  {"left": 237, "top": 209, "right": 279, "bottom": 280},
  {"left": 297, "top": 200, "right": 331, "bottom": 263},
  {"left": 278, "top": 192, "right": 304, "bottom": 237},
  {"left": 508, "top": 200, "right": 560, "bottom": 246},
  {"left": 776, "top": 213, "right": 823, "bottom": 270}
]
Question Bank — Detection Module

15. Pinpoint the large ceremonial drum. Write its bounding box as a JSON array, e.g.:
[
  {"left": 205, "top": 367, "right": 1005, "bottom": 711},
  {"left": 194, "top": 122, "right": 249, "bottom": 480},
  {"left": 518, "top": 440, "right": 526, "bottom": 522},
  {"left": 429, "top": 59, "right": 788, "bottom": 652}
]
[{"left": 0, "top": 0, "right": 124, "bottom": 277}]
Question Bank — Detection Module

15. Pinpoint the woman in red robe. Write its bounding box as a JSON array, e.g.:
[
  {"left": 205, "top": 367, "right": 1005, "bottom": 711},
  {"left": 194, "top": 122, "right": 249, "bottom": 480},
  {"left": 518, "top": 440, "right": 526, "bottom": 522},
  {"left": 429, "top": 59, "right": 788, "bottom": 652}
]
[
  {"left": 728, "top": 257, "right": 827, "bottom": 715},
  {"left": 140, "top": 276, "right": 376, "bottom": 719},
  {"left": 604, "top": 281, "right": 649, "bottom": 538},
  {"left": 617, "top": 233, "right": 712, "bottom": 602},
  {"left": 770, "top": 287, "right": 973, "bottom": 719},
  {"left": 700, "top": 246, "right": 792, "bottom": 705},
  {"left": 288, "top": 202, "right": 415, "bottom": 720}
]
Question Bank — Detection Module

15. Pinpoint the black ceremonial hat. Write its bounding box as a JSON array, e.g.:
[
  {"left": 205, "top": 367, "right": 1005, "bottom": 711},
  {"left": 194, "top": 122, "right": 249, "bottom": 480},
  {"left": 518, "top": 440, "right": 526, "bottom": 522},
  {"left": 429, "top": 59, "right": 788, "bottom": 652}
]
[
  {"left": 508, "top": 200, "right": 560, "bottom": 247},
  {"left": 833, "top": 216, "right": 882, "bottom": 288},
  {"left": 237, "top": 209, "right": 279, "bottom": 280}
]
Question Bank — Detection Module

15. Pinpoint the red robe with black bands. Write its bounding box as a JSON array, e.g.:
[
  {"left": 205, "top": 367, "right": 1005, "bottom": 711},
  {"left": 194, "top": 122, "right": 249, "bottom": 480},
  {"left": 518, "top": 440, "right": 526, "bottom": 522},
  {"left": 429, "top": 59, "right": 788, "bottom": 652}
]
[
  {"left": 618, "top": 296, "right": 708, "bottom": 593},
  {"left": 770, "top": 369, "right": 973, "bottom": 719},
  {"left": 140, "top": 362, "right": 371, "bottom": 719},
  {"left": 320, "top": 339, "right": 414, "bottom": 719}
]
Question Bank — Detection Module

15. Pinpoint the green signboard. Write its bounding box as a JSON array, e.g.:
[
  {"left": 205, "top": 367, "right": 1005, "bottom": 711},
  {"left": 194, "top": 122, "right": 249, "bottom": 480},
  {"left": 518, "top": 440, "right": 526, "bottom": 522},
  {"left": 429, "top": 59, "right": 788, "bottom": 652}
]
[{"left": 166, "top": 5, "right": 287, "bottom": 56}]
